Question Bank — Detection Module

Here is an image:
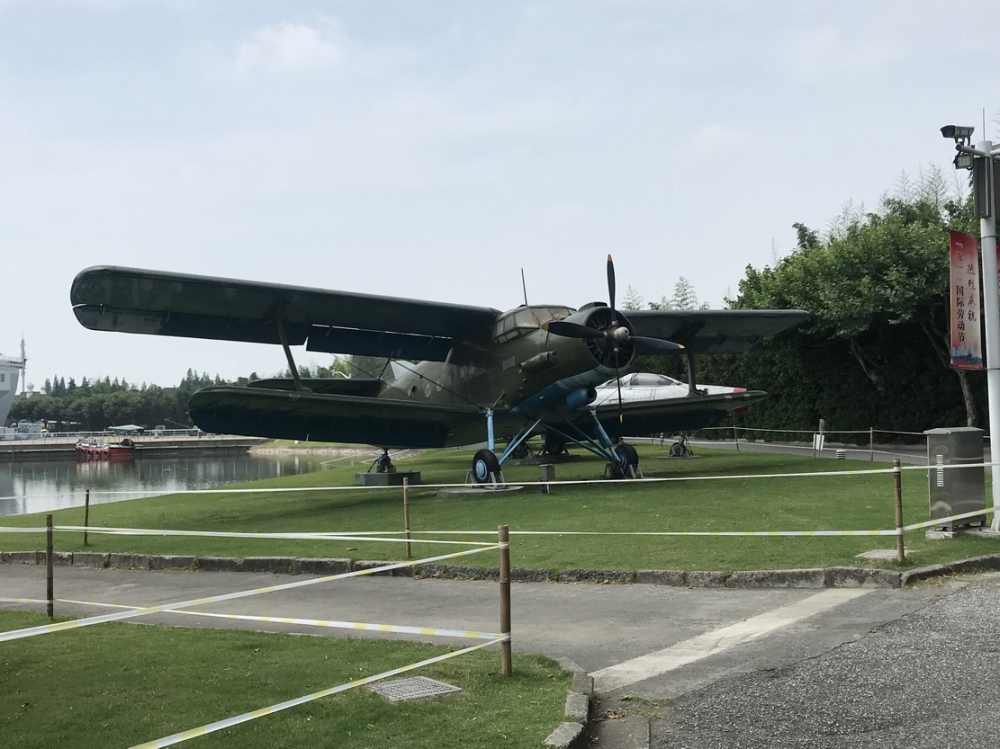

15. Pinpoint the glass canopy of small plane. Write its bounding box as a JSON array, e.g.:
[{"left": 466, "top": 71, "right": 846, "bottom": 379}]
[
  {"left": 615, "top": 373, "right": 685, "bottom": 388},
  {"left": 493, "top": 306, "right": 573, "bottom": 343}
]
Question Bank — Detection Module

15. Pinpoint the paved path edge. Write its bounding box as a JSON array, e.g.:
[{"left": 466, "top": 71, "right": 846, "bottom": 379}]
[{"left": 6, "top": 550, "right": 1000, "bottom": 587}]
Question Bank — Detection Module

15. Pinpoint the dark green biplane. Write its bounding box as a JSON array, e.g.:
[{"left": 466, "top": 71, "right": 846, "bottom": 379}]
[{"left": 71, "top": 258, "right": 807, "bottom": 481}]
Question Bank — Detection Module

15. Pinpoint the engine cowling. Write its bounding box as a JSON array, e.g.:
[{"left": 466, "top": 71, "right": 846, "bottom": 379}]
[{"left": 564, "top": 303, "right": 637, "bottom": 371}]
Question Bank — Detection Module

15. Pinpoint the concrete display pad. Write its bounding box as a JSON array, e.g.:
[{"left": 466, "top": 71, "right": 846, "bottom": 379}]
[{"left": 354, "top": 471, "right": 421, "bottom": 486}]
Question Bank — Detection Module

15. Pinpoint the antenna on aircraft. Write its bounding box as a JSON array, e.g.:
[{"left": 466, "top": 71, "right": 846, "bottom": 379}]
[{"left": 521, "top": 268, "right": 529, "bottom": 306}]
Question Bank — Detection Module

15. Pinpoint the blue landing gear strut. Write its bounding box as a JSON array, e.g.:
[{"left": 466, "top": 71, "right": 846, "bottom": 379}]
[
  {"left": 469, "top": 409, "right": 510, "bottom": 486},
  {"left": 471, "top": 409, "right": 641, "bottom": 483}
]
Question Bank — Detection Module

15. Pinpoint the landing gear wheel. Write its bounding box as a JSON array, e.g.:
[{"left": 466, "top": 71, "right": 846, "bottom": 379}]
[
  {"left": 542, "top": 433, "right": 568, "bottom": 456},
  {"left": 472, "top": 449, "right": 502, "bottom": 484},
  {"left": 612, "top": 443, "right": 639, "bottom": 479}
]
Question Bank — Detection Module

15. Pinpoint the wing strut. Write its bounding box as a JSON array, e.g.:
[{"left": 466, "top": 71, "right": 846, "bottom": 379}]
[
  {"left": 275, "top": 318, "right": 303, "bottom": 391},
  {"left": 685, "top": 348, "right": 698, "bottom": 396}
]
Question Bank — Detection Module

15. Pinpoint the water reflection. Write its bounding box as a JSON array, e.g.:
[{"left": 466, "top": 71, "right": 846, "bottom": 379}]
[{"left": 0, "top": 454, "right": 328, "bottom": 517}]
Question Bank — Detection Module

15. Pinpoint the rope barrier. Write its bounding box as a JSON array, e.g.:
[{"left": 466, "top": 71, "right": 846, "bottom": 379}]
[
  {"left": 0, "top": 544, "right": 499, "bottom": 644},
  {"left": 2, "top": 459, "right": 994, "bottom": 510},
  {"left": 129, "top": 639, "right": 500, "bottom": 749},
  {"left": 0, "top": 597, "right": 505, "bottom": 641}
]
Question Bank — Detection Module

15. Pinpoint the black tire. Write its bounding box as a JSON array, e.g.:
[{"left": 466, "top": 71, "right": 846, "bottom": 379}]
[
  {"left": 669, "top": 441, "right": 692, "bottom": 458},
  {"left": 542, "top": 432, "right": 567, "bottom": 456},
  {"left": 612, "top": 443, "right": 639, "bottom": 478},
  {"left": 472, "top": 449, "right": 502, "bottom": 484}
]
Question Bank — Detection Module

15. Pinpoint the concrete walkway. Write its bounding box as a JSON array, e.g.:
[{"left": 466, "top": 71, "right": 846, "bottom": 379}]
[{"left": 1, "top": 563, "right": 984, "bottom": 747}]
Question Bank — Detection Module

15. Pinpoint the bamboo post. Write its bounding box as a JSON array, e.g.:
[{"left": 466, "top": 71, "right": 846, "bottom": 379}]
[
  {"left": 46, "top": 514, "right": 54, "bottom": 618},
  {"left": 83, "top": 488, "right": 91, "bottom": 546},
  {"left": 893, "top": 459, "right": 906, "bottom": 563},
  {"left": 498, "top": 524, "right": 512, "bottom": 676},
  {"left": 733, "top": 426, "right": 740, "bottom": 451},
  {"left": 403, "top": 477, "right": 412, "bottom": 559}
]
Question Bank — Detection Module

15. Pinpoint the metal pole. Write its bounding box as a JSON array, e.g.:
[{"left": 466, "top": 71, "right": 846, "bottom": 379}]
[
  {"left": 893, "top": 460, "right": 906, "bottom": 563},
  {"left": 869, "top": 428, "right": 874, "bottom": 462},
  {"left": 403, "top": 477, "right": 412, "bottom": 560},
  {"left": 83, "top": 488, "right": 90, "bottom": 546},
  {"left": 46, "top": 514, "right": 54, "bottom": 618},
  {"left": 498, "top": 524, "right": 512, "bottom": 676},
  {"left": 980, "top": 142, "right": 1000, "bottom": 531}
]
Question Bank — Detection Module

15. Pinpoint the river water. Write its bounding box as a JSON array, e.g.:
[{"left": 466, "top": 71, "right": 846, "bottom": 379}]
[{"left": 0, "top": 453, "right": 346, "bottom": 517}]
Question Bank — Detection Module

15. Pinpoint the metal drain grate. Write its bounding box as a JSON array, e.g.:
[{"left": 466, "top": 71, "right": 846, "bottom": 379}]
[
  {"left": 368, "top": 676, "right": 462, "bottom": 702},
  {"left": 856, "top": 549, "right": 901, "bottom": 559}
]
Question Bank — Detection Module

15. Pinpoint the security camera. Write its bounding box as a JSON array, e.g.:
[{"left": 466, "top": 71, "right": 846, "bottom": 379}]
[{"left": 941, "top": 125, "right": 975, "bottom": 142}]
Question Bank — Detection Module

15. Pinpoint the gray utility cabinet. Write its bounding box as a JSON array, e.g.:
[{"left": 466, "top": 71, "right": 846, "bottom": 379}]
[{"left": 924, "top": 427, "right": 987, "bottom": 530}]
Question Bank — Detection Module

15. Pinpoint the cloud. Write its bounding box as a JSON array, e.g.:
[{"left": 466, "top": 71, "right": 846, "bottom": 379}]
[
  {"left": 232, "top": 20, "right": 343, "bottom": 79},
  {"left": 775, "top": 25, "right": 903, "bottom": 83},
  {"left": 689, "top": 123, "right": 751, "bottom": 151}
]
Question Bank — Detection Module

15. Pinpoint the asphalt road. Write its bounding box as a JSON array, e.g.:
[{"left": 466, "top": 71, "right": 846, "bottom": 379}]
[
  {"left": 665, "top": 437, "right": 930, "bottom": 465},
  {"left": 4, "top": 564, "right": 999, "bottom": 747}
]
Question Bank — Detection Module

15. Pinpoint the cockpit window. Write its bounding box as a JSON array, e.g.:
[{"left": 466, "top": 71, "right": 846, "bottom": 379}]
[
  {"left": 534, "top": 307, "right": 573, "bottom": 326},
  {"left": 493, "top": 306, "right": 574, "bottom": 343},
  {"left": 624, "top": 373, "right": 684, "bottom": 387}
]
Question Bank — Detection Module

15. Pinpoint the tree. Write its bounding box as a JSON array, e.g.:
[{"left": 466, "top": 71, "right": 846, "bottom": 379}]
[
  {"left": 622, "top": 285, "right": 644, "bottom": 311},
  {"left": 722, "top": 171, "right": 982, "bottom": 430},
  {"left": 649, "top": 277, "right": 709, "bottom": 311}
]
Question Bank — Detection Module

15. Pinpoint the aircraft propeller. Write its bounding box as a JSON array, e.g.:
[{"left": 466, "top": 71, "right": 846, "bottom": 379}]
[
  {"left": 543, "top": 255, "right": 685, "bottom": 437},
  {"left": 544, "top": 256, "right": 684, "bottom": 355}
]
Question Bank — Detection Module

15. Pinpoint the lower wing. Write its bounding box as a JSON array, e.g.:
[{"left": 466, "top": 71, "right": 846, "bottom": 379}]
[{"left": 188, "top": 387, "right": 484, "bottom": 449}]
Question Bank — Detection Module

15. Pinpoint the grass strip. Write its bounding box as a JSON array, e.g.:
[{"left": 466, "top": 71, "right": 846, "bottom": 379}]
[
  {"left": 0, "top": 610, "right": 570, "bottom": 749},
  {"left": 2, "top": 445, "right": 997, "bottom": 572}
]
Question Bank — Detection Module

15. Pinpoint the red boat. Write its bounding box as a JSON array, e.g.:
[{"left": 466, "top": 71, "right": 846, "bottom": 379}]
[{"left": 75, "top": 438, "right": 138, "bottom": 459}]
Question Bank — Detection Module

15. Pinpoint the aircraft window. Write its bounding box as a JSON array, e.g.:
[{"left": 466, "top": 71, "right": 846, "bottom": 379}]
[
  {"left": 514, "top": 309, "right": 537, "bottom": 328},
  {"left": 632, "top": 373, "right": 663, "bottom": 387},
  {"left": 494, "top": 307, "right": 541, "bottom": 343},
  {"left": 493, "top": 306, "right": 576, "bottom": 343},
  {"left": 623, "top": 373, "right": 684, "bottom": 387},
  {"left": 534, "top": 307, "right": 573, "bottom": 325}
]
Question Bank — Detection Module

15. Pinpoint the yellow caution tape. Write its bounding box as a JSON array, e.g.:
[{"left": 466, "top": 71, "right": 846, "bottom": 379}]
[
  {"left": 902, "top": 509, "right": 991, "bottom": 532},
  {"left": 1, "top": 460, "right": 995, "bottom": 507},
  {"left": 0, "top": 597, "right": 504, "bottom": 641},
  {"left": 63, "top": 526, "right": 493, "bottom": 546},
  {"left": 0, "top": 544, "right": 499, "bottom": 644},
  {"left": 129, "top": 638, "right": 499, "bottom": 749},
  {"left": 419, "top": 528, "right": 902, "bottom": 537},
  {"left": 165, "top": 610, "right": 504, "bottom": 640},
  {"left": 0, "top": 525, "right": 493, "bottom": 546}
]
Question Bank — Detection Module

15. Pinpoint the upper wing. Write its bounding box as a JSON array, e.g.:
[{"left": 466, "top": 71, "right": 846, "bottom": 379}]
[
  {"left": 71, "top": 266, "right": 500, "bottom": 361},
  {"left": 628, "top": 309, "right": 809, "bottom": 354}
]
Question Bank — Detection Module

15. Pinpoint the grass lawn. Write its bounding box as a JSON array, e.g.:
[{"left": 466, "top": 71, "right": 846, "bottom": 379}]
[
  {"left": 0, "top": 610, "right": 571, "bottom": 749},
  {"left": 2, "top": 444, "right": 998, "bottom": 572}
]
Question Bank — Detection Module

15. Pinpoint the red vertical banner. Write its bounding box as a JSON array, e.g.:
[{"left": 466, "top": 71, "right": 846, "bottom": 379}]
[{"left": 950, "top": 230, "right": 983, "bottom": 370}]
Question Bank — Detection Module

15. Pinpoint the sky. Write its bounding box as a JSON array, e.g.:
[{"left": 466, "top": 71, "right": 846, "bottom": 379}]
[{"left": 1, "top": 0, "right": 997, "bottom": 390}]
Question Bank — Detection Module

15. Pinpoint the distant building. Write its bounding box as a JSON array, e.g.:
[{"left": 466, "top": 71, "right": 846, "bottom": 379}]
[{"left": 0, "top": 343, "right": 27, "bottom": 429}]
